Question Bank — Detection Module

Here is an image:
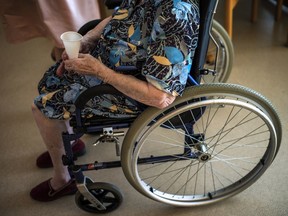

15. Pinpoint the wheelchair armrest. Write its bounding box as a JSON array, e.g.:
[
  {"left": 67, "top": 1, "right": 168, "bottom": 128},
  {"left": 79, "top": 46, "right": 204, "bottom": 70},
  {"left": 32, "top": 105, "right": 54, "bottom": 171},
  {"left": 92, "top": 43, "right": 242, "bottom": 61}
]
[
  {"left": 72, "top": 84, "right": 139, "bottom": 133},
  {"left": 78, "top": 19, "right": 102, "bottom": 36},
  {"left": 72, "top": 84, "right": 126, "bottom": 131},
  {"left": 74, "top": 84, "right": 123, "bottom": 109}
]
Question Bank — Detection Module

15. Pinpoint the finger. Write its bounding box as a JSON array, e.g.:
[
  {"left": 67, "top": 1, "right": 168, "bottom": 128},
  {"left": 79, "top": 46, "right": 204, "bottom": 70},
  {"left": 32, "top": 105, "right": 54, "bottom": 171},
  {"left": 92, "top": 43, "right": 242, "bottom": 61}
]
[
  {"left": 56, "top": 62, "right": 65, "bottom": 76},
  {"left": 62, "top": 51, "right": 68, "bottom": 60}
]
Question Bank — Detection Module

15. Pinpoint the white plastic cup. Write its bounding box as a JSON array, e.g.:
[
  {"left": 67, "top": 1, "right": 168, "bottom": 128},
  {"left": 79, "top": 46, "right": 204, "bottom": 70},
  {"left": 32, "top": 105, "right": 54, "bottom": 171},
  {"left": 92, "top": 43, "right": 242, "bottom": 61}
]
[{"left": 60, "top": 31, "right": 83, "bottom": 59}]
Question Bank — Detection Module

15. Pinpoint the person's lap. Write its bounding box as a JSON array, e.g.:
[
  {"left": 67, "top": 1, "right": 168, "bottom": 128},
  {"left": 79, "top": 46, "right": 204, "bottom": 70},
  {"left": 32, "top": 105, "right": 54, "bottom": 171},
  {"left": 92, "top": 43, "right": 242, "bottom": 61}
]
[{"left": 34, "top": 62, "right": 142, "bottom": 121}]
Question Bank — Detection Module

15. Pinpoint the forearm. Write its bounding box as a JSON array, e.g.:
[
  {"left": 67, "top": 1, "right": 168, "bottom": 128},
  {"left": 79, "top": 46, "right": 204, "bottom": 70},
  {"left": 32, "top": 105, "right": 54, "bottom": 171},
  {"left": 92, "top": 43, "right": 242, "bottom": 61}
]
[
  {"left": 82, "top": 16, "right": 112, "bottom": 45},
  {"left": 101, "top": 66, "right": 176, "bottom": 109},
  {"left": 64, "top": 54, "right": 176, "bottom": 109}
]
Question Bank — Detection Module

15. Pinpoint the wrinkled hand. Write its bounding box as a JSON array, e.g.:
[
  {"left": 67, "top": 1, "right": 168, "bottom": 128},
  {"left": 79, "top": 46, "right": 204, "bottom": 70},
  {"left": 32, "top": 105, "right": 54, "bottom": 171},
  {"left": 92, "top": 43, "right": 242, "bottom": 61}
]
[
  {"left": 64, "top": 53, "right": 109, "bottom": 81},
  {"left": 56, "top": 38, "right": 94, "bottom": 76}
]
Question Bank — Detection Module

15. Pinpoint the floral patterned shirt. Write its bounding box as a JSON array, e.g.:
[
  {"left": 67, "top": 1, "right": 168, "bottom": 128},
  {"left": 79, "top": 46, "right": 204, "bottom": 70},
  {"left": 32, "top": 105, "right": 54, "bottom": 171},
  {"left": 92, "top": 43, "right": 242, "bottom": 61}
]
[{"left": 94, "top": 0, "right": 200, "bottom": 96}]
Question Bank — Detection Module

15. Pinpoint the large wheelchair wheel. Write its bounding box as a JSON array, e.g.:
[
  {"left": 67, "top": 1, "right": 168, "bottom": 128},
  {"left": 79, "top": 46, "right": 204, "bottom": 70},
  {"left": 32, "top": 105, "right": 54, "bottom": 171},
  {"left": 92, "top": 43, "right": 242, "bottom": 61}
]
[
  {"left": 121, "top": 83, "right": 281, "bottom": 206},
  {"left": 203, "top": 20, "right": 234, "bottom": 83}
]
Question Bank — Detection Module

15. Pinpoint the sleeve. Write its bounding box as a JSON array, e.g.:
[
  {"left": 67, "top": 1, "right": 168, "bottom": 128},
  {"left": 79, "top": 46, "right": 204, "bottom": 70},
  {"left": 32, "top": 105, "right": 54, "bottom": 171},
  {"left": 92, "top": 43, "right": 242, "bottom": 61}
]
[{"left": 141, "top": 0, "right": 200, "bottom": 96}]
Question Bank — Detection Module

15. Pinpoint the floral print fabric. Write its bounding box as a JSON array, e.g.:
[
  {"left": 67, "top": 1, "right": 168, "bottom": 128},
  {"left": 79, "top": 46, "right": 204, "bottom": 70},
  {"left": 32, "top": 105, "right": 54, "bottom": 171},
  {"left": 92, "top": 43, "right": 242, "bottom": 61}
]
[
  {"left": 35, "top": 63, "right": 142, "bottom": 119},
  {"left": 96, "top": 0, "right": 200, "bottom": 96},
  {"left": 34, "top": 0, "right": 200, "bottom": 120}
]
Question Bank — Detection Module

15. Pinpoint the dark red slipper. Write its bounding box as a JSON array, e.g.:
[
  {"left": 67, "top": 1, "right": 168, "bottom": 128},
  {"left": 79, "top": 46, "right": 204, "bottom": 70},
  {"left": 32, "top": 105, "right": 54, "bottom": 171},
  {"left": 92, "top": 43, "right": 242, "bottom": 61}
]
[
  {"left": 36, "top": 139, "right": 86, "bottom": 168},
  {"left": 30, "top": 178, "right": 77, "bottom": 202}
]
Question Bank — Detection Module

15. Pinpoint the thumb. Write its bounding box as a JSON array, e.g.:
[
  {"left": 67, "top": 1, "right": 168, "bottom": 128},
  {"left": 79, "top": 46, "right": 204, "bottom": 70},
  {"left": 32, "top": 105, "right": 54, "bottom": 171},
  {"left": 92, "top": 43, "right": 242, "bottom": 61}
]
[{"left": 61, "top": 51, "right": 69, "bottom": 60}]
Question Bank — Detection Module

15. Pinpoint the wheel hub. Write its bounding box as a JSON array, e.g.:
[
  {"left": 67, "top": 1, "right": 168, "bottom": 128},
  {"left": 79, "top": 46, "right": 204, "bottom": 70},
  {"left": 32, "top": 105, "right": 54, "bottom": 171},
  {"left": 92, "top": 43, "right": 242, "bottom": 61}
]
[
  {"left": 198, "top": 151, "right": 211, "bottom": 162},
  {"left": 186, "top": 134, "right": 211, "bottom": 162}
]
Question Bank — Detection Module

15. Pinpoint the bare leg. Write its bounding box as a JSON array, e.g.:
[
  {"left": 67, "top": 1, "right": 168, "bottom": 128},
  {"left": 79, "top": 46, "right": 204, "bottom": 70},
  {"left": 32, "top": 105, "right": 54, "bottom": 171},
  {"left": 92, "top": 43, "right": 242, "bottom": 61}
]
[
  {"left": 32, "top": 103, "right": 71, "bottom": 189},
  {"left": 65, "top": 120, "right": 74, "bottom": 135}
]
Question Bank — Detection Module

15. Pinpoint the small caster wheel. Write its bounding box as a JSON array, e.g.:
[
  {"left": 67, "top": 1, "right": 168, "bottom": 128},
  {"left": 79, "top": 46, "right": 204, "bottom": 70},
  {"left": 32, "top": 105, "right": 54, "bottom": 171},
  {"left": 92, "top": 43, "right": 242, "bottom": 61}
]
[{"left": 75, "top": 182, "right": 123, "bottom": 213}]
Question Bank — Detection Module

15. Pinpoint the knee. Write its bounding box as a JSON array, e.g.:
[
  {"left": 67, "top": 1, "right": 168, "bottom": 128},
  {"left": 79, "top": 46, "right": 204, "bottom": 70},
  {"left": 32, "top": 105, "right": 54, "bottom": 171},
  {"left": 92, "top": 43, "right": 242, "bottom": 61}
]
[{"left": 31, "top": 103, "right": 39, "bottom": 114}]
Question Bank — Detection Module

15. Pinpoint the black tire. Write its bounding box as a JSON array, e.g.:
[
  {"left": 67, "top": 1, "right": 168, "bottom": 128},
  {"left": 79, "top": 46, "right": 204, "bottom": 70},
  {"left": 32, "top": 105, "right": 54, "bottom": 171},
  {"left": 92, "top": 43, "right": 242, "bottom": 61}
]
[{"left": 75, "top": 182, "right": 123, "bottom": 213}]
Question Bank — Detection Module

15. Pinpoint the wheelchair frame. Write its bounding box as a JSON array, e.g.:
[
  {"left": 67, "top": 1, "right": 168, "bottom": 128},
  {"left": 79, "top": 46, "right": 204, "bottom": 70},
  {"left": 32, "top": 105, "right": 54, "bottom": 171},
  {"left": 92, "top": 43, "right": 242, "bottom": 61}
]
[{"left": 61, "top": 0, "right": 282, "bottom": 213}]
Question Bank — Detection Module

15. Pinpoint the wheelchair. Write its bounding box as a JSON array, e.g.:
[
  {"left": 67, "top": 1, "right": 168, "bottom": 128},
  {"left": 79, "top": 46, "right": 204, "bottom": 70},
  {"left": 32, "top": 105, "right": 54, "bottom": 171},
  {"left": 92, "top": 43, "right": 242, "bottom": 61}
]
[{"left": 61, "top": 0, "right": 282, "bottom": 213}]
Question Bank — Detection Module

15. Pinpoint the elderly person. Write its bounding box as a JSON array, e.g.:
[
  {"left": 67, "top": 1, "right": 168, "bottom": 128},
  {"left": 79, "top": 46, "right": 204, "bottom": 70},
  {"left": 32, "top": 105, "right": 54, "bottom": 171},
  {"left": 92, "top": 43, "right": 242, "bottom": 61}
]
[{"left": 30, "top": 0, "right": 200, "bottom": 202}]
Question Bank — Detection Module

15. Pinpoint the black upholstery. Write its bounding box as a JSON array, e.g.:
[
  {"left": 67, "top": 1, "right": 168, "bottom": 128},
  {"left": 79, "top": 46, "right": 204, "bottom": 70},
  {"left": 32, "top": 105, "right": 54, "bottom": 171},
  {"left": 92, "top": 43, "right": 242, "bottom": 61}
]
[
  {"left": 104, "top": 0, "right": 123, "bottom": 9},
  {"left": 78, "top": 19, "right": 102, "bottom": 36}
]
